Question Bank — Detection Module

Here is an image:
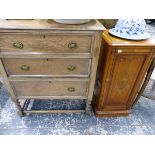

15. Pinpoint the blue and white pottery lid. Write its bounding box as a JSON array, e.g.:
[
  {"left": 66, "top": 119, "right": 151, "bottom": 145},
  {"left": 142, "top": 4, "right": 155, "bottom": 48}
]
[{"left": 109, "top": 19, "right": 150, "bottom": 40}]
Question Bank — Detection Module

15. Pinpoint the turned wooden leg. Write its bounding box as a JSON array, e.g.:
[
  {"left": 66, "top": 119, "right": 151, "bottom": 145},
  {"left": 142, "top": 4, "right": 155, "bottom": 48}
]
[
  {"left": 85, "top": 100, "right": 92, "bottom": 115},
  {"left": 11, "top": 98, "right": 24, "bottom": 117},
  {"left": 16, "top": 105, "right": 24, "bottom": 116}
]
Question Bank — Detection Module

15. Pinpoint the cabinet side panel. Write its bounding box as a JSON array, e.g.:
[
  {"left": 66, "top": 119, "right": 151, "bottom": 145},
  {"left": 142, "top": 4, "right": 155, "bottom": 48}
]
[
  {"left": 94, "top": 40, "right": 114, "bottom": 110},
  {"left": 87, "top": 31, "right": 102, "bottom": 102},
  {"left": 0, "top": 59, "right": 16, "bottom": 100}
]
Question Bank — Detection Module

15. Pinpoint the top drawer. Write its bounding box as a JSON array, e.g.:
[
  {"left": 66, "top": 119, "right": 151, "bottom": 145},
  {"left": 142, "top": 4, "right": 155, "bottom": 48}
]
[
  {"left": 113, "top": 48, "right": 152, "bottom": 53},
  {"left": 0, "top": 33, "right": 93, "bottom": 53}
]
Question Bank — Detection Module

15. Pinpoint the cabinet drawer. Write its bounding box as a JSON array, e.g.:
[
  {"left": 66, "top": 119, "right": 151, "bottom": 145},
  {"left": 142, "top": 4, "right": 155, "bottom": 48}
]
[
  {"left": 3, "top": 58, "right": 90, "bottom": 77},
  {"left": 0, "top": 33, "right": 92, "bottom": 53},
  {"left": 11, "top": 79, "right": 88, "bottom": 97},
  {"left": 114, "top": 48, "right": 151, "bottom": 53}
]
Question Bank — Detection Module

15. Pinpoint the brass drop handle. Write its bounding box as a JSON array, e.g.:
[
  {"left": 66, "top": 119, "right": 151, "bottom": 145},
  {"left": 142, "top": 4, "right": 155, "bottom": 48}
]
[
  {"left": 20, "top": 65, "right": 30, "bottom": 71},
  {"left": 13, "top": 41, "right": 24, "bottom": 49},
  {"left": 68, "top": 42, "right": 77, "bottom": 49},
  {"left": 67, "top": 65, "right": 76, "bottom": 71},
  {"left": 68, "top": 87, "right": 75, "bottom": 92}
]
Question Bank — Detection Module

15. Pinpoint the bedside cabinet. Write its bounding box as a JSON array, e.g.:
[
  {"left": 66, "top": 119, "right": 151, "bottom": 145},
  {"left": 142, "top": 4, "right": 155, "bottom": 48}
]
[
  {"left": 93, "top": 30, "right": 155, "bottom": 117},
  {"left": 0, "top": 19, "right": 104, "bottom": 116}
]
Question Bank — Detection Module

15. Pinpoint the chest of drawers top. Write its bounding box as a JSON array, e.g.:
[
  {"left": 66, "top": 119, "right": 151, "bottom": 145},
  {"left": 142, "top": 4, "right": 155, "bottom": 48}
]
[{"left": 0, "top": 19, "right": 104, "bottom": 31}]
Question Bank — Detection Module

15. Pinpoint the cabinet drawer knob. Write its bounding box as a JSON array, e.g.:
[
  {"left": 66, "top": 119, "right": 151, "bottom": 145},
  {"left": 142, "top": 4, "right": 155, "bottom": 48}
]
[
  {"left": 105, "top": 78, "right": 110, "bottom": 82},
  {"left": 20, "top": 65, "right": 30, "bottom": 71},
  {"left": 68, "top": 42, "right": 77, "bottom": 49},
  {"left": 68, "top": 87, "right": 75, "bottom": 92},
  {"left": 67, "top": 65, "right": 76, "bottom": 71},
  {"left": 13, "top": 41, "right": 24, "bottom": 49}
]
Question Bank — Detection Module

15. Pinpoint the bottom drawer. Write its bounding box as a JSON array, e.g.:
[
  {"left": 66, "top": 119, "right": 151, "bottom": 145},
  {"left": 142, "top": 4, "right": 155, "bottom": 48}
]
[{"left": 11, "top": 79, "right": 88, "bottom": 98}]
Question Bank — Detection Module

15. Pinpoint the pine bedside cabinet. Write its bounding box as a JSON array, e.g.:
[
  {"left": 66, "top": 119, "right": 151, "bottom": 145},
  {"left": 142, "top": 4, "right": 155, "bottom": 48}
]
[{"left": 0, "top": 19, "right": 105, "bottom": 116}]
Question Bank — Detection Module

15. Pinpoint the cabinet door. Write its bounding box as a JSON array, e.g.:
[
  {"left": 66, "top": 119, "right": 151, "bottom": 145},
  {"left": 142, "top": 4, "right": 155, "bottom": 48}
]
[{"left": 100, "top": 51, "right": 153, "bottom": 111}]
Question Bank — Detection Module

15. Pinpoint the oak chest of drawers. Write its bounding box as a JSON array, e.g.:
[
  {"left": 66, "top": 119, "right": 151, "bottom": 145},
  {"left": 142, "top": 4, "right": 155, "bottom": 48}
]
[{"left": 0, "top": 19, "right": 104, "bottom": 116}]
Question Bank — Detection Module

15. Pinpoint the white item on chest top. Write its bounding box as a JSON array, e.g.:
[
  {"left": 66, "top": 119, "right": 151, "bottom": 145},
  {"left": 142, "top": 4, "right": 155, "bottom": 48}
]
[{"left": 53, "top": 19, "right": 91, "bottom": 24}]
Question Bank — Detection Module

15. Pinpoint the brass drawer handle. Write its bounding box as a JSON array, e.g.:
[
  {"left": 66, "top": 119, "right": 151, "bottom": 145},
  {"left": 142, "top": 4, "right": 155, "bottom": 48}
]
[
  {"left": 68, "top": 87, "right": 75, "bottom": 92},
  {"left": 68, "top": 42, "right": 77, "bottom": 49},
  {"left": 67, "top": 65, "right": 76, "bottom": 71},
  {"left": 13, "top": 41, "right": 24, "bottom": 49},
  {"left": 20, "top": 65, "right": 30, "bottom": 71}
]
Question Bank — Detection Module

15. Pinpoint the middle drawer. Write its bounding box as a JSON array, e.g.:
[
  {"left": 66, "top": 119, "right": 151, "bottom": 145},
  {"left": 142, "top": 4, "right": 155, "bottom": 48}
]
[{"left": 2, "top": 58, "right": 91, "bottom": 77}]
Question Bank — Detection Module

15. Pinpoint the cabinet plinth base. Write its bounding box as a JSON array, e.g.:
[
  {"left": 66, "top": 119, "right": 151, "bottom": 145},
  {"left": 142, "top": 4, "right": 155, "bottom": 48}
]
[{"left": 95, "top": 109, "right": 131, "bottom": 117}]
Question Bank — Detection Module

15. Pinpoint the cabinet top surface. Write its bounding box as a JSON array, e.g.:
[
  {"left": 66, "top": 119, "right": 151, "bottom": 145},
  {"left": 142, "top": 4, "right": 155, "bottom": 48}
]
[
  {"left": 0, "top": 19, "right": 105, "bottom": 31},
  {"left": 103, "top": 30, "right": 155, "bottom": 47}
]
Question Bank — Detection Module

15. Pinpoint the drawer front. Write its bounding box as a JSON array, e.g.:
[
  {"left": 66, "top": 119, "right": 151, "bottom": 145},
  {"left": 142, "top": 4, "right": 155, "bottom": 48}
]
[
  {"left": 113, "top": 48, "right": 151, "bottom": 53},
  {"left": 2, "top": 58, "right": 90, "bottom": 77},
  {"left": 0, "top": 33, "right": 92, "bottom": 53},
  {"left": 11, "top": 80, "right": 88, "bottom": 97}
]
